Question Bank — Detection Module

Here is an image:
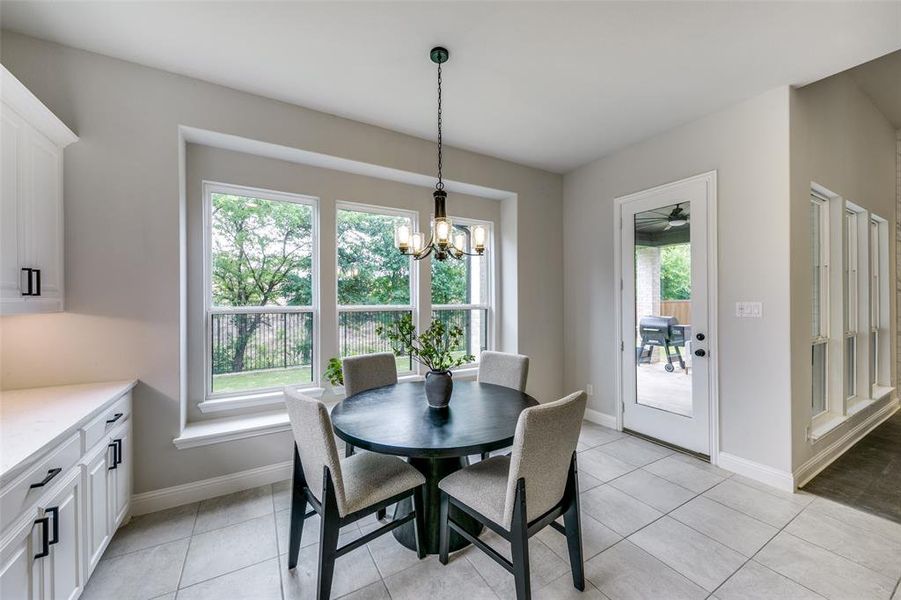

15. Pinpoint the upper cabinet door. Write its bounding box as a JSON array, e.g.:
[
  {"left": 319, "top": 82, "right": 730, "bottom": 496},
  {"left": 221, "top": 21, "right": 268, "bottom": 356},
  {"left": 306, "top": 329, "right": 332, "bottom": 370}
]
[
  {"left": 0, "top": 67, "right": 76, "bottom": 315},
  {"left": 27, "top": 127, "right": 63, "bottom": 302},
  {"left": 0, "top": 105, "right": 26, "bottom": 300}
]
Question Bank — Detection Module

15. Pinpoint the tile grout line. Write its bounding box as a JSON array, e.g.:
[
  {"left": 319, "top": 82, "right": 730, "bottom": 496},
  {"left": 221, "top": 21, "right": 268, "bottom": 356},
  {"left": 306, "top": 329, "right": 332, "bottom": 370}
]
[
  {"left": 172, "top": 503, "right": 200, "bottom": 597},
  {"left": 272, "top": 483, "right": 287, "bottom": 600}
]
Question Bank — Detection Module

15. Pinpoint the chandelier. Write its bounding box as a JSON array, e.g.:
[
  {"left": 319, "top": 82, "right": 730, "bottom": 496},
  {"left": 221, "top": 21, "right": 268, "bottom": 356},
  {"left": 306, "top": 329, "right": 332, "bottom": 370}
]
[{"left": 394, "top": 47, "right": 487, "bottom": 262}]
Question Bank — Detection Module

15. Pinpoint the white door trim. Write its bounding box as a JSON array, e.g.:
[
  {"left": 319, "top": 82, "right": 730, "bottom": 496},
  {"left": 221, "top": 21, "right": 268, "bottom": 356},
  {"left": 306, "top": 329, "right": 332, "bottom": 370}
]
[{"left": 613, "top": 171, "right": 719, "bottom": 462}]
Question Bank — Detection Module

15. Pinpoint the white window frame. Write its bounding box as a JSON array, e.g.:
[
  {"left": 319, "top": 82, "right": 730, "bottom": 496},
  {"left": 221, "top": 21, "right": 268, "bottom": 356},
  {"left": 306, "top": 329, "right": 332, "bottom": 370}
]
[
  {"left": 810, "top": 193, "right": 830, "bottom": 421},
  {"left": 843, "top": 206, "right": 860, "bottom": 403},
  {"left": 202, "top": 181, "right": 320, "bottom": 403},
  {"left": 431, "top": 216, "right": 496, "bottom": 370},
  {"left": 335, "top": 201, "right": 418, "bottom": 374},
  {"left": 869, "top": 214, "right": 890, "bottom": 398}
]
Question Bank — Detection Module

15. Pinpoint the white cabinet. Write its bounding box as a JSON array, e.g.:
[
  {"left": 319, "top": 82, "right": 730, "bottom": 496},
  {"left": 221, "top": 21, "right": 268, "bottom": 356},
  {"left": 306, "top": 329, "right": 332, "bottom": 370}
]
[
  {"left": 0, "top": 66, "right": 76, "bottom": 315},
  {"left": 0, "top": 511, "right": 41, "bottom": 600},
  {"left": 0, "top": 385, "right": 134, "bottom": 600},
  {"left": 38, "top": 471, "right": 83, "bottom": 600},
  {"left": 82, "top": 445, "right": 110, "bottom": 577}
]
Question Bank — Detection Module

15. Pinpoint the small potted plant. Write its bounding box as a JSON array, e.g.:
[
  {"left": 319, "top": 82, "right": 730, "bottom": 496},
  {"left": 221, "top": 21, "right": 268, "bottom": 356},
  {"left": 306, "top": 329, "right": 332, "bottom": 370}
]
[
  {"left": 323, "top": 357, "right": 344, "bottom": 394},
  {"left": 377, "top": 315, "right": 474, "bottom": 409}
]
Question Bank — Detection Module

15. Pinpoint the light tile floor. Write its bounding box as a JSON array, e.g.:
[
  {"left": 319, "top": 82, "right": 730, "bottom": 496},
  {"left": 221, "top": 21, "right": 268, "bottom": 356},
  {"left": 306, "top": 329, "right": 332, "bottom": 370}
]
[{"left": 83, "top": 422, "right": 901, "bottom": 600}]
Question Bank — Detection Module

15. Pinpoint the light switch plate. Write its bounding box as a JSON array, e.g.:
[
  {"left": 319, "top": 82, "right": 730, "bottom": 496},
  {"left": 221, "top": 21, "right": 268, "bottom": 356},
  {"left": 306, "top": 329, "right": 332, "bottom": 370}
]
[{"left": 736, "top": 301, "right": 763, "bottom": 318}]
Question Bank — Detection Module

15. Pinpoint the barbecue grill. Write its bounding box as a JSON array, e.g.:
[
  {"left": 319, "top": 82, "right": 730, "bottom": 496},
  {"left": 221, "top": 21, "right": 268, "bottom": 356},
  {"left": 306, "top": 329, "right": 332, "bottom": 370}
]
[{"left": 637, "top": 315, "right": 687, "bottom": 372}]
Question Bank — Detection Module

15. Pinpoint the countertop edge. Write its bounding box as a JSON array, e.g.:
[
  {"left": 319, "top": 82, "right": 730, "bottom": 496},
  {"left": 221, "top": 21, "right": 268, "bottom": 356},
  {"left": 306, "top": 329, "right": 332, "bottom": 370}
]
[{"left": 0, "top": 380, "right": 138, "bottom": 485}]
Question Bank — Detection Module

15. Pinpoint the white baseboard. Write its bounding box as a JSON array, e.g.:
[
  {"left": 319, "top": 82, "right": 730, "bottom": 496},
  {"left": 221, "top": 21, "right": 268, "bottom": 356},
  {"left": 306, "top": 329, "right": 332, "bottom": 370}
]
[
  {"left": 584, "top": 408, "right": 618, "bottom": 430},
  {"left": 716, "top": 452, "right": 795, "bottom": 492},
  {"left": 794, "top": 398, "right": 898, "bottom": 489},
  {"left": 131, "top": 459, "right": 292, "bottom": 515}
]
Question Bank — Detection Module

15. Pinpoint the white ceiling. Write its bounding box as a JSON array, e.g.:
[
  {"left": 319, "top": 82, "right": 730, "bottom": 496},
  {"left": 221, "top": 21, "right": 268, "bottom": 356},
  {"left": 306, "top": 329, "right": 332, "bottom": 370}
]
[{"left": 2, "top": 1, "right": 899, "bottom": 173}]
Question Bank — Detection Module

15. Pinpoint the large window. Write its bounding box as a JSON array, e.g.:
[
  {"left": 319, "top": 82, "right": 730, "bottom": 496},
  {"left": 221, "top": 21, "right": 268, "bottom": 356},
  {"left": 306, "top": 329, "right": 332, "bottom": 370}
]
[
  {"left": 431, "top": 219, "right": 492, "bottom": 366},
  {"left": 337, "top": 203, "right": 414, "bottom": 373},
  {"left": 810, "top": 195, "right": 829, "bottom": 416},
  {"left": 205, "top": 184, "right": 316, "bottom": 396}
]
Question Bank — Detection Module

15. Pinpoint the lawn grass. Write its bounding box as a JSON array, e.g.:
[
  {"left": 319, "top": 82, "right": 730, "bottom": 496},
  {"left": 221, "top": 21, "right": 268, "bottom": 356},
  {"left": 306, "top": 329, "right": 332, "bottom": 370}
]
[{"left": 213, "top": 366, "right": 313, "bottom": 394}]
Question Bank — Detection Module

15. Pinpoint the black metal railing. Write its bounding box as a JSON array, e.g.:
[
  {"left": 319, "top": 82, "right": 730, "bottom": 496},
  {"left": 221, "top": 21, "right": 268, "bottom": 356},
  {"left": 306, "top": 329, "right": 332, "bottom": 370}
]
[
  {"left": 339, "top": 309, "right": 413, "bottom": 371},
  {"left": 432, "top": 307, "right": 489, "bottom": 360},
  {"left": 211, "top": 311, "right": 314, "bottom": 377}
]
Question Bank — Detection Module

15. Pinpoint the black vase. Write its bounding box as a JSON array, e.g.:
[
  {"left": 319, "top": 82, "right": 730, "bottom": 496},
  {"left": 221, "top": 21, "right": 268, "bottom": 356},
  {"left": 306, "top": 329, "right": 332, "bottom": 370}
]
[{"left": 425, "top": 370, "right": 453, "bottom": 408}]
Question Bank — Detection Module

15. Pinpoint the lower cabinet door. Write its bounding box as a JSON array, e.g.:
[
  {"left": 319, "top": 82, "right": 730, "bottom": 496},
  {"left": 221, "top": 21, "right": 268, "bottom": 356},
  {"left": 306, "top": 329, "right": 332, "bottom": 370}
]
[
  {"left": 110, "top": 423, "right": 131, "bottom": 528},
  {"left": 39, "top": 470, "right": 82, "bottom": 600},
  {"left": 83, "top": 442, "right": 111, "bottom": 577},
  {"left": 0, "top": 510, "right": 42, "bottom": 600}
]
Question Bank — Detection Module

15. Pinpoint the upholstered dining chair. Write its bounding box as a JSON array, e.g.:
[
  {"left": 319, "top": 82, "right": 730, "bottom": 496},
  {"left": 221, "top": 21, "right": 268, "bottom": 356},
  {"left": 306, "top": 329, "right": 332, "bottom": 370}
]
[
  {"left": 285, "top": 389, "right": 426, "bottom": 600},
  {"left": 342, "top": 352, "right": 398, "bottom": 458},
  {"left": 477, "top": 351, "right": 530, "bottom": 459},
  {"left": 342, "top": 352, "right": 399, "bottom": 520},
  {"left": 438, "top": 391, "right": 587, "bottom": 600}
]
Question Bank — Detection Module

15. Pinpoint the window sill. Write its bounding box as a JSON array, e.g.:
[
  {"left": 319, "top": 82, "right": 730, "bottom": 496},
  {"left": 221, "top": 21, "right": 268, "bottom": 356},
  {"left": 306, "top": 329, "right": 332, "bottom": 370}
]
[
  {"left": 173, "top": 409, "right": 292, "bottom": 449},
  {"left": 198, "top": 386, "right": 325, "bottom": 414},
  {"left": 871, "top": 385, "right": 894, "bottom": 402},
  {"left": 809, "top": 414, "right": 848, "bottom": 442}
]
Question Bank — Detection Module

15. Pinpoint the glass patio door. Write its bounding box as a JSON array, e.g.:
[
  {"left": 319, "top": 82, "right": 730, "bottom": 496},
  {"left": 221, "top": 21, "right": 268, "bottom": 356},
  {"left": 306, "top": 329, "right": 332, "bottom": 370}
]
[{"left": 620, "top": 175, "right": 711, "bottom": 455}]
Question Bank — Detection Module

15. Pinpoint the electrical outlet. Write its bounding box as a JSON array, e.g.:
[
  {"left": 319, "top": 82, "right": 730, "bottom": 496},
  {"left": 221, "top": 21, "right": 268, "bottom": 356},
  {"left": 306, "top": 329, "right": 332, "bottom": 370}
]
[{"left": 586, "top": 384, "right": 593, "bottom": 396}]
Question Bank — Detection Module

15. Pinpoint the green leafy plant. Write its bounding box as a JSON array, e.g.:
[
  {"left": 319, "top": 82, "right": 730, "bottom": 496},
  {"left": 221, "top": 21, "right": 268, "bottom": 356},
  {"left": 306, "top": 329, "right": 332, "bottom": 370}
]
[
  {"left": 376, "top": 314, "right": 474, "bottom": 373},
  {"left": 323, "top": 357, "right": 344, "bottom": 387}
]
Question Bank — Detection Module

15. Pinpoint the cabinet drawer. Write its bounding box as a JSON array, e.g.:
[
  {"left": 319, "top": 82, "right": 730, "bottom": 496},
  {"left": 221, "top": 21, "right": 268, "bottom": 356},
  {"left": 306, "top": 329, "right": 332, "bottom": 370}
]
[
  {"left": 81, "top": 393, "right": 131, "bottom": 452},
  {"left": 0, "top": 433, "right": 79, "bottom": 534}
]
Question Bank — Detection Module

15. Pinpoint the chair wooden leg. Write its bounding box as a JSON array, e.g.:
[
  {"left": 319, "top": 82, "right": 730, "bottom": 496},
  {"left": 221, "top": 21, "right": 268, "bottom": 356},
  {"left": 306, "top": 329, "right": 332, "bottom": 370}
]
[
  {"left": 288, "top": 445, "right": 307, "bottom": 570},
  {"left": 438, "top": 491, "right": 450, "bottom": 565},
  {"left": 317, "top": 468, "right": 341, "bottom": 600},
  {"left": 413, "top": 486, "right": 427, "bottom": 560},
  {"left": 510, "top": 479, "right": 531, "bottom": 600},
  {"left": 563, "top": 452, "right": 585, "bottom": 590}
]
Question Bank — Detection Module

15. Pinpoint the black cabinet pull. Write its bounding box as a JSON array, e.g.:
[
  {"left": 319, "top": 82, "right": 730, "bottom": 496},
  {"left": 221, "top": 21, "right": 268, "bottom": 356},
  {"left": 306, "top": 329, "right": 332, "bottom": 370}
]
[
  {"left": 20, "top": 268, "right": 33, "bottom": 296},
  {"left": 33, "top": 268, "right": 41, "bottom": 297},
  {"left": 29, "top": 468, "right": 62, "bottom": 489},
  {"left": 33, "top": 516, "right": 50, "bottom": 559},
  {"left": 46, "top": 507, "right": 59, "bottom": 546},
  {"left": 114, "top": 439, "right": 123, "bottom": 466},
  {"left": 108, "top": 442, "right": 118, "bottom": 470},
  {"left": 106, "top": 412, "right": 123, "bottom": 424}
]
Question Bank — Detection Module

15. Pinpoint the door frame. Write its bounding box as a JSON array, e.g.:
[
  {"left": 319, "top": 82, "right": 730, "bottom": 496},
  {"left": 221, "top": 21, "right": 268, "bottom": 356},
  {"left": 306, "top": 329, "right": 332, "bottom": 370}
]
[{"left": 613, "top": 171, "right": 720, "bottom": 462}]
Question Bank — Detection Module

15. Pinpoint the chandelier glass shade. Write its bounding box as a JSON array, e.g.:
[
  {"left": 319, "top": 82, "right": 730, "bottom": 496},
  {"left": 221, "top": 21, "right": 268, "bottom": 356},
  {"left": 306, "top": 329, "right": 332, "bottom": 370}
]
[{"left": 395, "top": 47, "right": 487, "bottom": 262}]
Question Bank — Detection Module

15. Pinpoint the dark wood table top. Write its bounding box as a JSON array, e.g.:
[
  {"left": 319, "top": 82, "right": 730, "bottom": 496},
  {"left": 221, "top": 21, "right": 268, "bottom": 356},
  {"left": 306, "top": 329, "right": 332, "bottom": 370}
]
[{"left": 331, "top": 380, "right": 539, "bottom": 458}]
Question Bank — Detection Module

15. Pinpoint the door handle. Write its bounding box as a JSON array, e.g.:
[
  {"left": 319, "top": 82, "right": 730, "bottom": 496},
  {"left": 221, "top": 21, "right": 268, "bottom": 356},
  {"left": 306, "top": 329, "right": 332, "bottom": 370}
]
[
  {"left": 694, "top": 349, "right": 706, "bottom": 357},
  {"left": 114, "top": 439, "right": 123, "bottom": 466},
  {"left": 33, "top": 268, "right": 41, "bottom": 296},
  {"left": 46, "top": 506, "right": 59, "bottom": 546},
  {"left": 108, "top": 442, "right": 118, "bottom": 470},
  {"left": 34, "top": 516, "right": 50, "bottom": 559},
  {"left": 20, "top": 268, "right": 33, "bottom": 296}
]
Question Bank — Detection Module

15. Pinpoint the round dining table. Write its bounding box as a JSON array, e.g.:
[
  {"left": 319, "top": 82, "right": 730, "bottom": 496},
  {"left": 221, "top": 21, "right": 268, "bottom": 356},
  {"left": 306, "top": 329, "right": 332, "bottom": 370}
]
[{"left": 330, "top": 380, "right": 538, "bottom": 555}]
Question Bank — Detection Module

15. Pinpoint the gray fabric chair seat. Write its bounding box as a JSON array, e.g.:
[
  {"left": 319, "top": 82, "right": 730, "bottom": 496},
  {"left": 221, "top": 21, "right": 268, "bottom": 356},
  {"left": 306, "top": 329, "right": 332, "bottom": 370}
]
[
  {"left": 340, "top": 452, "right": 425, "bottom": 516},
  {"left": 439, "top": 455, "right": 511, "bottom": 528}
]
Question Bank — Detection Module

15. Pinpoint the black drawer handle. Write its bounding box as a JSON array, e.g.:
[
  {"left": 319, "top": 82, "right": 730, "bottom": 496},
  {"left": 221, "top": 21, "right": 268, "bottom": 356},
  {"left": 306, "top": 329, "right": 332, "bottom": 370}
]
[
  {"left": 46, "top": 506, "right": 59, "bottom": 546},
  {"left": 106, "top": 412, "right": 124, "bottom": 425},
  {"left": 114, "top": 438, "right": 123, "bottom": 466},
  {"left": 34, "top": 516, "right": 50, "bottom": 559},
  {"left": 33, "top": 268, "right": 41, "bottom": 297},
  {"left": 29, "top": 468, "right": 62, "bottom": 489}
]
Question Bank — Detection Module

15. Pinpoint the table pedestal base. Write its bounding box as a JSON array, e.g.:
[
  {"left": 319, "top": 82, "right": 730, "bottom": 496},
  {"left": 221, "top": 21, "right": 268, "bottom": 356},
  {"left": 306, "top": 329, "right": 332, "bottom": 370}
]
[{"left": 393, "top": 456, "right": 483, "bottom": 555}]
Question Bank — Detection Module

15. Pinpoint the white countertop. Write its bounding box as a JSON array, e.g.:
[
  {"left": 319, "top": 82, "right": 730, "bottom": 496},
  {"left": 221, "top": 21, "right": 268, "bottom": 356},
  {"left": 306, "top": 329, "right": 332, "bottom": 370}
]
[{"left": 1, "top": 380, "right": 137, "bottom": 483}]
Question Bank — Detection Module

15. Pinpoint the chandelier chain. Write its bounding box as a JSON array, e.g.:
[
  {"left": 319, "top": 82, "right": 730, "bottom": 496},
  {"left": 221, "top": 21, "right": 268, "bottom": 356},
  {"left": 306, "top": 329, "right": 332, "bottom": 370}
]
[{"left": 436, "top": 61, "right": 444, "bottom": 191}]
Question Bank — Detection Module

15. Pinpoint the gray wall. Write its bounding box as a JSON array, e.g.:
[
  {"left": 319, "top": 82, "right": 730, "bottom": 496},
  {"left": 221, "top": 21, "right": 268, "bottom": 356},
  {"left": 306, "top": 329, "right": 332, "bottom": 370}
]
[
  {"left": 563, "top": 87, "right": 794, "bottom": 472},
  {"left": 789, "top": 72, "right": 898, "bottom": 472},
  {"left": 0, "top": 32, "right": 563, "bottom": 494}
]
